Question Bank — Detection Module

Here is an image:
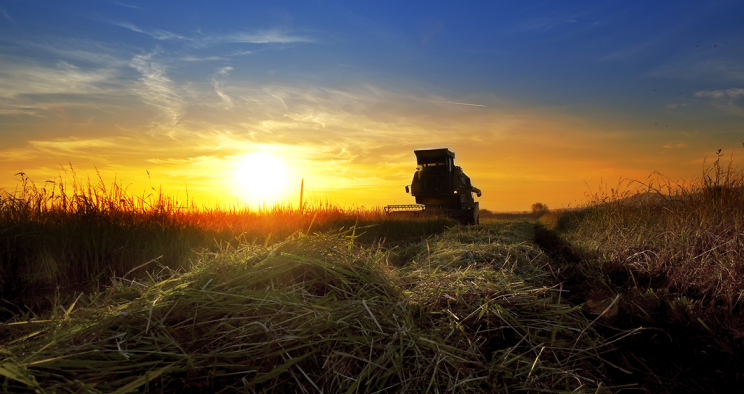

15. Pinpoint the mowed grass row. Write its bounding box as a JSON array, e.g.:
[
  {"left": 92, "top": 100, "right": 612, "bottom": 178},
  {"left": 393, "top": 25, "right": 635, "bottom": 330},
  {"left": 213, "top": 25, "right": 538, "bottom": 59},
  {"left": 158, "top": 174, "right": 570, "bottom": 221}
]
[
  {"left": 0, "top": 222, "right": 632, "bottom": 393},
  {"left": 0, "top": 172, "right": 453, "bottom": 312}
]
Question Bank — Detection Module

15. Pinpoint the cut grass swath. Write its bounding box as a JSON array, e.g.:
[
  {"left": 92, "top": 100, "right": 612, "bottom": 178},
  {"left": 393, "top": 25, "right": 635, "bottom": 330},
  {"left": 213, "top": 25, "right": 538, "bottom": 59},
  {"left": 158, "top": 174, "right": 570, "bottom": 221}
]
[{"left": 1, "top": 223, "right": 633, "bottom": 392}]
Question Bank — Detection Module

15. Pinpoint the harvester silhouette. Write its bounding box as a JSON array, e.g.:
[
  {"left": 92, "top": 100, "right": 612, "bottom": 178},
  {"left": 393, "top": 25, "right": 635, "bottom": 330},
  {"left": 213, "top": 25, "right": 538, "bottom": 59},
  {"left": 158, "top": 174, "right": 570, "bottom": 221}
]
[{"left": 385, "top": 148, "right": 482, "bottom": 225}]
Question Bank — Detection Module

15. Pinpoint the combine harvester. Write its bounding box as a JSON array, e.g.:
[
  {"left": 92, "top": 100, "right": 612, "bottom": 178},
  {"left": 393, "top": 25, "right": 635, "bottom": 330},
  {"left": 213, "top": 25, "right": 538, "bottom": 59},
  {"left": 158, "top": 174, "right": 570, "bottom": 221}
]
[{"left": 385, "top": 148, "right": 482, "bottom": 225}]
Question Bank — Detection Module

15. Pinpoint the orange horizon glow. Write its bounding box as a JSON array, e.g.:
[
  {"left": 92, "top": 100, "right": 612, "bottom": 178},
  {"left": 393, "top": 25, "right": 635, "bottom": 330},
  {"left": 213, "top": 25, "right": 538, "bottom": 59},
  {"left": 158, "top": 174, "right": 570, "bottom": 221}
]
[
  {"left": 1, "top": 3, "right": 743, "bottom": 212},
  {"left": 2, "top": 88, "right": 740, "bottom": 212}
]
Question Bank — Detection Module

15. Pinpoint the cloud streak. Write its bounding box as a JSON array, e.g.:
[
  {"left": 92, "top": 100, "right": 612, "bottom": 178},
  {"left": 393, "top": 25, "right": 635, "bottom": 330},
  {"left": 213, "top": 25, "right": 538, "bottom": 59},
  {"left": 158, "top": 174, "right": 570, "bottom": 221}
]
[
  {"left": 109, "top": 21, "right": 315, "bottom": 46},
  {"left": 649, "top": 45, "right": 744, "bottom": 82},
  {"left": 13, "top": 38, "right": 131, "bottom": 67},
  {"left": 1, "top": 8, "right": 16, "bottom": 25},
  {"left": 110, "top": 1, "right": 144, "bottom": 10},
  {"left": 110, "top": 21, "right": 188, "bottom": 41},
  {"left": 182, "top": 56, "right": 227, "bottom": 62},
  {"left": 130, "top": 53, "right": 185, "bottom": 133},
  {"left": 0, "top": 56, "right": 123, "bottom": 116},
  {"left": 221, "top": 30, "right": 314, "bottom": 44},
  {"left": 513, "top": 14, "right": 586, "bottom": 33},
  {"left": 432, "top": 100, "right": 487, "bottom": 107},
  {"left": 695, "top": 88, "right": 744, "bottom": 99},
  {"left": 212, "top": 66, "right": 234, "bottom": 109}
]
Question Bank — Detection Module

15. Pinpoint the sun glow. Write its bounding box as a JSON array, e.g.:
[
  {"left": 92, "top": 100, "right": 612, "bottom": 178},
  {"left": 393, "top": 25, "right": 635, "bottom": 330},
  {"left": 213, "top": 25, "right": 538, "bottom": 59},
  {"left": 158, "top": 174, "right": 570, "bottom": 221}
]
[{"left": 231, "top": 152, "right": 293, "bottom": 206}]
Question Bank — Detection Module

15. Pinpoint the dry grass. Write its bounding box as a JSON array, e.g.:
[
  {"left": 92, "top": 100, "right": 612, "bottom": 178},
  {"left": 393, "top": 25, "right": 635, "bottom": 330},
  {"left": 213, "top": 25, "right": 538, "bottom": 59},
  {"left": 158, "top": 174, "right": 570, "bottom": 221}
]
[
  {"left": 0, "top": 170, "right": 453, "bottom": 313},
  {"left": 530, "top": 150, "right": 744, "bottom": 392},
  {"left": 0, "top": 222, "right": 634, "bottom": 393},
  {"left": 546, "top": 150, "right": 744, "bottom": 309}
]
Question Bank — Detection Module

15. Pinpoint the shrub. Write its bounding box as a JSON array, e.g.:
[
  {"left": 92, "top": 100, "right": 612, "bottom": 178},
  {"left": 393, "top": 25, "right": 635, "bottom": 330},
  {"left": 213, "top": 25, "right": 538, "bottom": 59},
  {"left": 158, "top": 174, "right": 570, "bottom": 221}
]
[{"left": 531, "top": 202, "right": 549, "bottom": 215}]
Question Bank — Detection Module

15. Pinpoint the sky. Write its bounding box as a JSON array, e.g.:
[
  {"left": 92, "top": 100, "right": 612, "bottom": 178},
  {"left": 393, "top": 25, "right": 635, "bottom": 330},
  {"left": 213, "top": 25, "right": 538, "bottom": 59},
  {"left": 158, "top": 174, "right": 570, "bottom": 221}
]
[{"left": 1, "top": 0, "right": 743, "bottom": 211}]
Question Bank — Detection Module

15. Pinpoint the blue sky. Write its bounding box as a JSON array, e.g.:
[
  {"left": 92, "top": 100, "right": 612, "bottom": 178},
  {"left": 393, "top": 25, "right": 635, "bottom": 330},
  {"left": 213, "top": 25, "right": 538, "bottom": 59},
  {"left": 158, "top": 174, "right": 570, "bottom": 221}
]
[{"left": 1, "top": 0, "right": 743, "bottom": 209}]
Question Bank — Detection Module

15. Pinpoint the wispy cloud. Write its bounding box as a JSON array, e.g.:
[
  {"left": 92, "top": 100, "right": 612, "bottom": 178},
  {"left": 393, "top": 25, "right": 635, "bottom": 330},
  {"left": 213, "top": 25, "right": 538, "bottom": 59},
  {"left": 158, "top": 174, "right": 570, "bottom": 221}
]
[
  {"left": 129, "top": 53, "right": 185, "bottom": 133},
  {"left": 110, "top": 21, "right": 188, "bottom": 41},
  {"left": 0, "top": 148, "right": 37, "bottom": 162},
  {"left": 184, "top": 85, "right": 569, "bottom": 161},
  {"left": 0, "top": 135, "right": 156, "bottom": 166},
  {"left": 0, "top": 56, "right": 121, "bottom": 99},
  {"left": 695, "top": 88, "right": 744, "bottom": 99},
  {"left": 0, "top": 108, "right": 46, "bottom": 117},
  {"left": 1, "top": 8, "right": 16, "bottom": 25},
  {"left": 0, "top": 39, "right": 140, "bottom": 123},
  {"left": 212, "top": 66, "right": 233, "bottom": 109},
  {"left": 230, "top": 50, "right": 256, "bottom": 56},
  {"left": 432, "top": 100, "right": 487, "bottom": 108},
  {"left": 598, "top": 37, "right": 663, "bottom": 61},
  {"left": 223, "top": 30, "right": 314, "bottom": 44},
  {"left": 513, "top": 14, "right": 585, "bottom": 32},
  {"left": 181, "top": 56, "right": 227, "bottom": 62},
  {"left": 30, "top": 138, "right": 119, "bottom": 154},
  {"left": 694, "top": 88, "right": 744, "bottom": 116},
  {"left": 659, "top": 59, "right": 744, "bottom": 81},
  {"left": 110, "top": 1, "right": 144, "bottom": 10},
  {"left": 12, "top": 38, "right": 131, "bottom": 67},
  {"left": 108, "top": 21, "right": 315, "bottom": 46},
  {"left": 666, "top": 103, "right": 689, "bottom": 109},
  {"left": 649, "top": 44, "right": 744, "bottom": 81},
  {"left": 417, "top": 17, "right": 443, "bottom": 44}
]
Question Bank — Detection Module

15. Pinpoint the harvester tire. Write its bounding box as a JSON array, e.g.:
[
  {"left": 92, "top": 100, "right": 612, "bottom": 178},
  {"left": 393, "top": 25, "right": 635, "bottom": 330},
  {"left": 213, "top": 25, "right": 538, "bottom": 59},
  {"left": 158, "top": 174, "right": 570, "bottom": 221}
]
[{"left": 466, "top": 211, "right": 479, "bottom": 226}]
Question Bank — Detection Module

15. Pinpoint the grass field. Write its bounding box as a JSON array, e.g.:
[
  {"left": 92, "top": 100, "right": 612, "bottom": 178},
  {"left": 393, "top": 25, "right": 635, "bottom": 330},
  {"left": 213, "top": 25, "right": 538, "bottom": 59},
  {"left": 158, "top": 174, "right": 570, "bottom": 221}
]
[
  {"left": 0, "top": 172, "right": 453, "bottom": 314},
  {"left": 2, "top": 220, "right": 636, "bottom": 393},
  {"left": 2, "top": 153, "right": 744, "bottom": 393},
  {"left": 535, "top": 151, "right": 744, "bottom": 392}
]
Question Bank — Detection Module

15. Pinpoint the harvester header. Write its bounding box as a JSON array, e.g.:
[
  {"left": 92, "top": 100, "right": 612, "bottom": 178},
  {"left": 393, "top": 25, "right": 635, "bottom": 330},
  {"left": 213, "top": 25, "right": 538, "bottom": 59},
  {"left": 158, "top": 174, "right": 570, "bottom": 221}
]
[{"left": 385, "top": 148, "right": 482, "bottom": 225}]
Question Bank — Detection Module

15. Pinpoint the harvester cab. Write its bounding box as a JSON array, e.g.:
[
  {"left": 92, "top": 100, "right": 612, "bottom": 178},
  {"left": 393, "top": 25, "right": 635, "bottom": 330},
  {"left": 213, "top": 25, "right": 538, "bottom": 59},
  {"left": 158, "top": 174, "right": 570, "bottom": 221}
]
[{"left": 385, "top": 148, "right": 482, "bottom": 225}]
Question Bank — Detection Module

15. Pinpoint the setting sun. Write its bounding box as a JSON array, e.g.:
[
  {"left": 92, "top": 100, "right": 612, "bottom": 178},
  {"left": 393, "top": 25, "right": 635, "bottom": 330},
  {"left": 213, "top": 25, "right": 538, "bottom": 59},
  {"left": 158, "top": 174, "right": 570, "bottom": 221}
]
[
  {"left": 2, "top": 2, "right": 744, "bottom": 392},
  {"left": 231, "top": 152, "right": 293, "bottom": 205},
  {"left": 1, "top": 1, "right": 742, "bottom": 213}
]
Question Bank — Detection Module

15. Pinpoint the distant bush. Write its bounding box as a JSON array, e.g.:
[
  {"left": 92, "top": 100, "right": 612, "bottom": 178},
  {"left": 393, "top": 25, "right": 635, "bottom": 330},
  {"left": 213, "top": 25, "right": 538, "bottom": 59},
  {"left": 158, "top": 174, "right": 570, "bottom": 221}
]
[
  {"left": 531, "top": 202, "right": 549, "bottom": 215},
  {"left": 479, "top": 208, "right": 496, "bottom": 218}
]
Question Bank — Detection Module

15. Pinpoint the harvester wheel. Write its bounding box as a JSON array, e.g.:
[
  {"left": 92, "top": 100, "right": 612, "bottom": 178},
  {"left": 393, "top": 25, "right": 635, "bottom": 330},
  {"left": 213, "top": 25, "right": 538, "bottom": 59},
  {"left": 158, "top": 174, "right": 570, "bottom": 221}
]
[{"left": 466, "top": 211, "right": 479, "bottom": 226}]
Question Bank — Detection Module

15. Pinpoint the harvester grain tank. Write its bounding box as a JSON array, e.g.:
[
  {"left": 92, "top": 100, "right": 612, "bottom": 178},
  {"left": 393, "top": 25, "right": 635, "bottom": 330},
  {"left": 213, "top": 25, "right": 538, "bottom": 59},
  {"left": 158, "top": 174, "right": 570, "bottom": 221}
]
[{"left": 385, "top": 148, "right": 482, "bottom": 225}]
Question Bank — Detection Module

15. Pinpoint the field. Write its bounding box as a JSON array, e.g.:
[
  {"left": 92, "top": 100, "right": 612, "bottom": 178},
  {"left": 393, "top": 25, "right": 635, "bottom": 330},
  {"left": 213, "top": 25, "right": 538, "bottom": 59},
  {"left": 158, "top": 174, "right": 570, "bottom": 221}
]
[
  {"left": 0, "top": 172, "right": 452, "bottom": 314},
  {"left": 533, "top": 152, "right": 744, "bottom": 392},
  {"left": 2, "top": 156, "right": 744, "bottom": 393}
]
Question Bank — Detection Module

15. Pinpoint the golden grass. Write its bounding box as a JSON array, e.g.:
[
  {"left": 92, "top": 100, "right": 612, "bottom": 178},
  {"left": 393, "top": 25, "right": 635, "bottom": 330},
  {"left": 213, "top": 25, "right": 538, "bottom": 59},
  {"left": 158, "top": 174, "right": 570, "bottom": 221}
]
[
  {"left": 529, "top": 150, "right": 744, "bottom": 392},
  {"left": 0, "top": 169, "right": 453, "bottom": 313},
  {"left": 1, "top": 223, "right": 634, "bottom": 393},
  {"left": 551, "top": 150, "right": 744, "bottom": 308}
]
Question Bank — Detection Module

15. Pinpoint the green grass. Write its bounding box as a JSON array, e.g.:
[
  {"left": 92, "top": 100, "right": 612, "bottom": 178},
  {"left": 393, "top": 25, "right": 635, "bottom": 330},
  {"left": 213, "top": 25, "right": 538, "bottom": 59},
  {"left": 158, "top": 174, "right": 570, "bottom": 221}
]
[{"left": 0, "top": 222, "right": 633, "bottom": 393}]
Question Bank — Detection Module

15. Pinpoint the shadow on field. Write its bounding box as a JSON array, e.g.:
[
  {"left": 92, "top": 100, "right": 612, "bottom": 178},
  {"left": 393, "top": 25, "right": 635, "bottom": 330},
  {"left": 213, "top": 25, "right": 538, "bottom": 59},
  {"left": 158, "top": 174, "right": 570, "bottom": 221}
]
[{"left": 533, "top": 223, "right": 744, "bottom": 394}]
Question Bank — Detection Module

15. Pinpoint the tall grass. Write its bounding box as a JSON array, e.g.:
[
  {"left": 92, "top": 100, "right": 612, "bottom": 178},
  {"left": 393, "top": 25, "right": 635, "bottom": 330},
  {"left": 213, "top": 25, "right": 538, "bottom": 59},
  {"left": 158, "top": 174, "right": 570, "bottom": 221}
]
[
  {"left": 532, "top": 151, "right": 744, "bottom": 392},
  {"left": 541, "top": 149, "right": 744, "bottom": 311},
  {"left": 0, "top": 170, "right": 453, "bottom": 311}
]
